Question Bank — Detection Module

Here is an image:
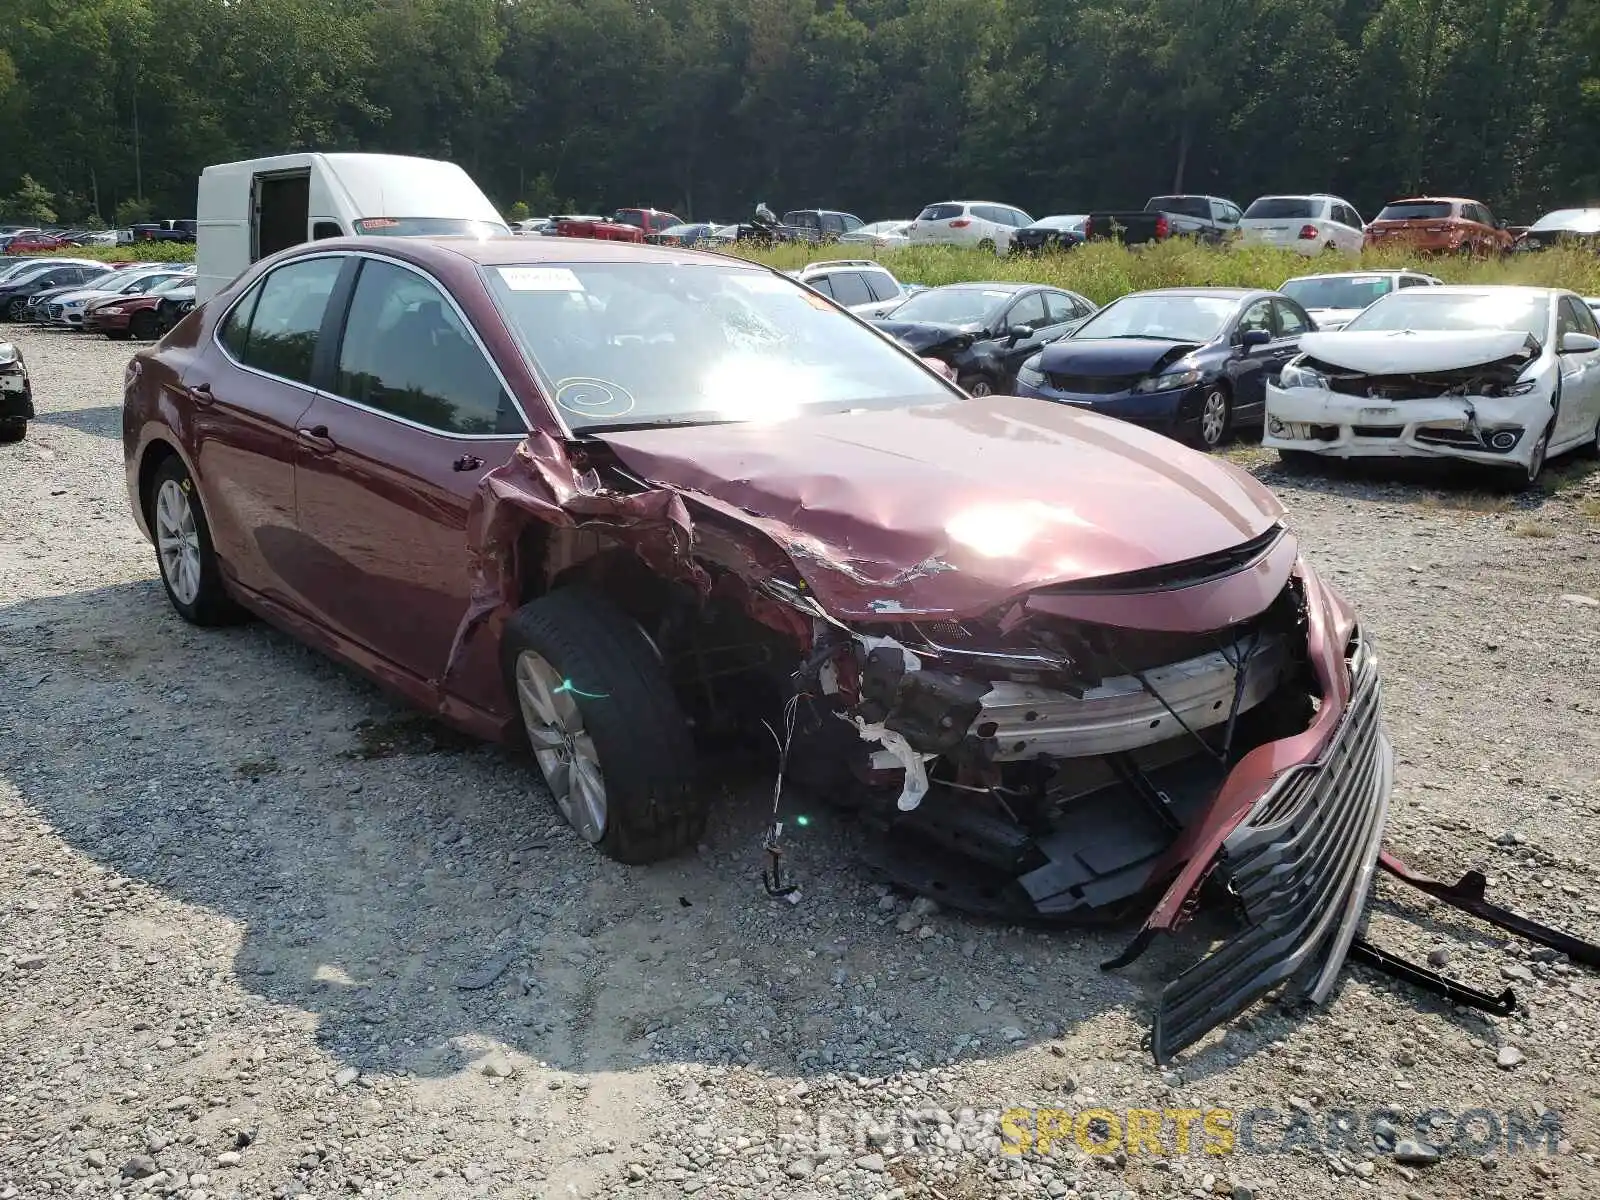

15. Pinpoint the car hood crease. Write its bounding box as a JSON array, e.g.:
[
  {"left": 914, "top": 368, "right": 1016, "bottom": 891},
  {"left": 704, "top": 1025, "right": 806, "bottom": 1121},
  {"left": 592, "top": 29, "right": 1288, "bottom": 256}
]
[{"left": 596, "top": 395, "right": 1283, "bottom": 620}]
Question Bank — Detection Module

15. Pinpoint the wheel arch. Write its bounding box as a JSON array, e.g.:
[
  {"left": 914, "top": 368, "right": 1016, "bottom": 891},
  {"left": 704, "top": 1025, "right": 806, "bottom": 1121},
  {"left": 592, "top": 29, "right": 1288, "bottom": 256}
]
[{"left": 134, "top": 435, "right": 189, "bottom": 539}]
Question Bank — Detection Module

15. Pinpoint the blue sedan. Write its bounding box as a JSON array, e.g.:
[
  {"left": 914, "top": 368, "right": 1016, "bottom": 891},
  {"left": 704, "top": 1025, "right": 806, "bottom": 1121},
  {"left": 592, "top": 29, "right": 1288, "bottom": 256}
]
[{"left": 1013, "top": 287, "right": 1315, "bottom": 448}]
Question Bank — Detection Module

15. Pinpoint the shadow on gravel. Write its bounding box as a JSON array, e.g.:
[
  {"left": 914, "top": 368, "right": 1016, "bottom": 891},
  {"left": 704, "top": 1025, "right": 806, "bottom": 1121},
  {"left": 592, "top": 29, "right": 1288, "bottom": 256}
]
[
  {"left": 32, "top": 404, "right": 123, "bottom": 439},
  {"left": 1253, "top": 452, "right": 1599, "bottom": 511},
  {"left": 0, "top": 578, "right": 1344, "bottom": 1087}
]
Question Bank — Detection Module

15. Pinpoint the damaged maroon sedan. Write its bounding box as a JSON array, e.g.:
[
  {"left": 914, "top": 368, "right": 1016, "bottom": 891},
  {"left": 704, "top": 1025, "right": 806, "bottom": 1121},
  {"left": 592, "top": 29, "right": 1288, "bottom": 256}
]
[{"left": 123, "top": 238, "right": 1597, "bottom": 1061}]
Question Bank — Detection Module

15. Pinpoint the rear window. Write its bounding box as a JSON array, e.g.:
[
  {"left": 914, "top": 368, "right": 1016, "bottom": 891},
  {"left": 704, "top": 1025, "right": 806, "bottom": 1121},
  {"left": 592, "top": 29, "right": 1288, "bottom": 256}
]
[
  {"left": 784, "top": 211, "right": 821, "bottom": 230},
  {"left": 1244, "top": 197, "right": 1320, "bottom": 220},
  {"left": 1147, "top": 196, "right": 1211, "bottom": 219},
  {"left": 917, "top": 204, "right": 964, "bottom": 221},
  {"left": 1375, "top": 202, "right": 1454, "bottom": 222}
]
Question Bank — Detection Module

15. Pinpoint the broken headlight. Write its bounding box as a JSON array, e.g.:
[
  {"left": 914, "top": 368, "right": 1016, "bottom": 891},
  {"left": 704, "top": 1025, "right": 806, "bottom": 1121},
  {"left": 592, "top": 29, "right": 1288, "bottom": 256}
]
[
  {"left": 1496, "top": 378, "right": 1538, "bottom": 396},
  {"left": 1278, "top": 359, "right": 1328, "bottom": 390},
  {"left": 1015, "top": 358, "right": 1045, "bottom": 389},
  {"left": 1133, "top": 367, "right": 1202, "bottom": 393}
]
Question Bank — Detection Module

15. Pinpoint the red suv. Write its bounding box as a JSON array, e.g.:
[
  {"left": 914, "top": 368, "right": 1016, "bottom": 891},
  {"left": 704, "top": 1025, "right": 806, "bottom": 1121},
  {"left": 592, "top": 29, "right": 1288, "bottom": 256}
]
[{"left": 1363, "top": 197, "right": 1513, "bottom": 255}]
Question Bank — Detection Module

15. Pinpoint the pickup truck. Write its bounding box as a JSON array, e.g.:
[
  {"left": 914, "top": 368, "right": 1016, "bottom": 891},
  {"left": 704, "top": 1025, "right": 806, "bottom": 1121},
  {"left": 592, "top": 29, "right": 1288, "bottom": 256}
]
[
  {"left": 554, "top": 208, "right": 681, "bottom": 243},
  {"left": 1082, "top": 195, "right": 1242, "bottom": 246}
]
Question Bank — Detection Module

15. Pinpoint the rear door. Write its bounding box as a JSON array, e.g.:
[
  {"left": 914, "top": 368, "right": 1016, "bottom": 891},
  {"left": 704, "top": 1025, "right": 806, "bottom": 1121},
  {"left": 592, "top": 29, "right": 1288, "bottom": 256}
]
[
  {"left": 186, "top": 253, "right": 343, "bottom": 607},
  {"left": 291, "top": 254, "right": 528, "bottom": 705}
]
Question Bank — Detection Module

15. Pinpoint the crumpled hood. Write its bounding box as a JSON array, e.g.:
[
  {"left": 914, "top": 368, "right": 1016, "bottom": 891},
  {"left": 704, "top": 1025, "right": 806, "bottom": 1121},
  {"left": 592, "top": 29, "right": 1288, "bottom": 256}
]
[
  {"left": 1300, "top": 329, "right": 1537, "bottom": 374},
  {"left": 869, "top": 320, "right": 978, "bottom": 354},
  {"left": 1035, "top": 337, "right": 1203, "bottom": 375},
  {"left": 598, "top": 395, "right": 1283, "bottom": 619}
]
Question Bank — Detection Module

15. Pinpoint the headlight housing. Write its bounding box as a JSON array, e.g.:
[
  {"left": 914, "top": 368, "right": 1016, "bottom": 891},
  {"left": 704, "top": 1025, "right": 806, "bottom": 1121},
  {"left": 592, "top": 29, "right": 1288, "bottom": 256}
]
[
  {"left": 1133, "top": 367, "right": 1203, "bottom": 393},
  {"left": 1015, "top": 359, "right": 1045, "bottom": 389},
  {"left": 1278, "top": 359, "right": 1329, "bottom": 390},
  {"left": 1498, "top": 378, "right": 1538, "bottom": 396},
  {"left": 101, "top": 306, "right": 125, "bottom": 316}
]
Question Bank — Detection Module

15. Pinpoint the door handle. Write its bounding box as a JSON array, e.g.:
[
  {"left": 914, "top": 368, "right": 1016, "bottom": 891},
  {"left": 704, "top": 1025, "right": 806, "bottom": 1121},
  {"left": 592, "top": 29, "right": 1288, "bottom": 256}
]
[
  {"left": 188, "top": 381, "right": 214, "bottom": 407},
  {"left": 297, "top": 424, "right": 337, "bottom": 453},
  {"left": 453, "top": 454, "right": 485, "bottom": 472}
]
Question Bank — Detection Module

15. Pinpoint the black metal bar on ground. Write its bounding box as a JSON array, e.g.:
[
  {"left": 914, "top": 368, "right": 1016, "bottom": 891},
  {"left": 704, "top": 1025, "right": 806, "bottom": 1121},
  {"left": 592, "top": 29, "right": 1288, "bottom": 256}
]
[{"left": 1349, "top": 937, "right": 1517, "bottom": 1015}]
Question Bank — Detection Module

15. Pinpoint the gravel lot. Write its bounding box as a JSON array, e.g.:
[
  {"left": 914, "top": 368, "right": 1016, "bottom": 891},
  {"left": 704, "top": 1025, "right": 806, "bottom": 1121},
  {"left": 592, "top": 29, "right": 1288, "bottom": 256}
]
[{"left": 2, "top": 323, "right": 1598, "bottom": 1200}]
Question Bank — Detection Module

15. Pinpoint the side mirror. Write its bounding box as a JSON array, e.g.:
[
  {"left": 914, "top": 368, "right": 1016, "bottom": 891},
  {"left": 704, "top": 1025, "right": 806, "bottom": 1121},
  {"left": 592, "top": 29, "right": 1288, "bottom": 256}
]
[
  {"left": 1240, "top": 328, "right": 1272, "bottom": 352},
  {"left": 1559, "top": 331, "right": 1600, "bottom": 354},
  {"left": 1006, "top": 323, "right": 1035, "bottom": 345}
]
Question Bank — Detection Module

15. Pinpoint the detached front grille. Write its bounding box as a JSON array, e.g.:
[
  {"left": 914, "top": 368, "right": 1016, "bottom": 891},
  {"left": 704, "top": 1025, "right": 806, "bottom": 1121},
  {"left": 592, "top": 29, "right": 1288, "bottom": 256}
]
[
  {"left": 1047, "top": 373, "right": 1141, "bottom": 394},
  {"left": 1153, "top": 637, "right": 1391, "bottom": 1062}
]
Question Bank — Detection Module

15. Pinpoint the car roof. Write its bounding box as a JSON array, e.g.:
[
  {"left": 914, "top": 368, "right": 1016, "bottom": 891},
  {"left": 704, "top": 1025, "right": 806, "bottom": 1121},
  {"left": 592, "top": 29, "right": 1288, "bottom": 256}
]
[
  {"left": 1125, "top": 286, "right": 1264, "bottom": 299},
  {"left": 1413, "top": 284, "right": 1563, "bottom": 298},
  {"left": 921, "top": 280, "right": 1030, "bottom": 291},
  {"left": 1282, "top": 270, "right": 1420, "bottom": 282},
  {"left": 305, "top": 235, "right": 768, "bottom": 270},
  {"left": 1381, "top": 196, "right": 1479, "bottom": 206}
]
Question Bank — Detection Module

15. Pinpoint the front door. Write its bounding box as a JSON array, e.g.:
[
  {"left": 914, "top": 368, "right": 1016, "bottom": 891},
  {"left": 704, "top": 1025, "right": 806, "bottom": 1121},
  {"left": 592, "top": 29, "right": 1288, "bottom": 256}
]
[
  {"left": 1555, "top": 295, "right": 1600, "bottom": 447},
  {"left": 291, "top": 255, "right": 529, "bottom": 706}
]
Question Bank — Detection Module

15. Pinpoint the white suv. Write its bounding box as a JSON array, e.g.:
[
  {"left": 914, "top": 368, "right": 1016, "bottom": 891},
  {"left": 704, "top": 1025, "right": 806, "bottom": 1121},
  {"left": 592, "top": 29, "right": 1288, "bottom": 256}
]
[
  {"left": 790, "top": 259, "right": 919, "bottom": 318},
  {"left": 907, "top": 201, "right": 1034, "bottom": 255},
  {"left": 1239, "top": 194, "right": 1366, "bottom": 255}
]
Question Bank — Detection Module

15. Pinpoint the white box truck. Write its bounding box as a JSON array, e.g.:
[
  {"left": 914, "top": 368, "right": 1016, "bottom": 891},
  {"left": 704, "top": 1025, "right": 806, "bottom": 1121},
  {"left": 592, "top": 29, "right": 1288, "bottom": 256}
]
[{"left": 195, "top": 152, "right": 509, "bottom": 302}]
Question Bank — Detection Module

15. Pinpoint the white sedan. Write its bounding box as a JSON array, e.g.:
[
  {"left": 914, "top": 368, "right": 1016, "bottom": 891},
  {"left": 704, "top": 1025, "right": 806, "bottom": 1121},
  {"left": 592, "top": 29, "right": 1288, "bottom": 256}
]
[
  {"left": 1278, "top": 270, "right": 1441, "bottom": 331},
  {"left": 1264, "top": 286, "right": 1600, "bottom": 485}
]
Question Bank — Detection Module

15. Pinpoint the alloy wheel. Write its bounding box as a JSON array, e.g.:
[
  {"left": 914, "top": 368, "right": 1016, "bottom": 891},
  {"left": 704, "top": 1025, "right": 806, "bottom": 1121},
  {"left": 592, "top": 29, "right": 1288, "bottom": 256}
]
[
  {"left": 515, "top": 650, "right": 607, "bottom": 843},
  {"left": 154, "top": 479, "right": 203, "bottom": 606},
  {"left": 966, "top": 378, "right": 994, "bottom": 397},
  {"left": 1200, "top": 389, "right": 1229, "bottom": 447},
  {"left": 1526, "top": 425, "right": 1550, "bottom": 484}
]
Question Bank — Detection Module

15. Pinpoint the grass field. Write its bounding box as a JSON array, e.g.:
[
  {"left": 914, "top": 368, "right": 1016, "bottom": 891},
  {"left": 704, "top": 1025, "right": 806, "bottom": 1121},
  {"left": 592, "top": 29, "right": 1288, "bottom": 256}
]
[
  {"left": 730, "top": 239, "right": 1600, "bottom": 304},
  {"left": 44, "top": 238, "right": 1600, "bottom": 303}
]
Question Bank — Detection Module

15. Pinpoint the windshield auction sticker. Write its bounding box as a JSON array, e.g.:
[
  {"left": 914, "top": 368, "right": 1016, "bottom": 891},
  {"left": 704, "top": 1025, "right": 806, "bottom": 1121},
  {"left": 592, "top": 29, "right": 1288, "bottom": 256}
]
[{"left": 498, "top": 266, "right": 584, "bottom": 292}]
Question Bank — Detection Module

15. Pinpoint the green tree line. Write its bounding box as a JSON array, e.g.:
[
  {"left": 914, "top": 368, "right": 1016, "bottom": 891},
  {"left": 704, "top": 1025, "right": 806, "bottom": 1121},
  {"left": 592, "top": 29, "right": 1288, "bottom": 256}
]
[{"left": 2, "top": 0, "right": 1598, "bottom": 227}]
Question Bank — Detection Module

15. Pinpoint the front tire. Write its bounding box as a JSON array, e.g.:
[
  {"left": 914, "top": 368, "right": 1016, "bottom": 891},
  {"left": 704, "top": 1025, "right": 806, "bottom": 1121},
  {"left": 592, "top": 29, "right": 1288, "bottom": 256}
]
[
  {"left": 5, "top": 299, "right": 24, "bottom": 321},
  {"left": 978, "top": 238, "right": 996, "bottom": 254},
  {"left": 0, "top": 418, "right": 26, "bottom": 443},
  {"left": 1195, "top": 385, "right": 1233, "bottom": 448},
  {"left": 1275, "top": 448, "right": 1320, "bottom": 471},
  {"left": 130, "top": 310, "right": 159, "bottom": 340},
  {"left": 145, "top": 455, "right": 240, "bottom": 625},
  {"left": 1515, "top": 416, "right": 1553, "bottom": 489},
  {"left": 105, "top": 328, "right": 131, "bottom": 341},
  {"left": 502, "top": 587, "right": 703, "bottom": 864},
  {"left": 958, "top": 373, "right": 996, "bottom": 397}
]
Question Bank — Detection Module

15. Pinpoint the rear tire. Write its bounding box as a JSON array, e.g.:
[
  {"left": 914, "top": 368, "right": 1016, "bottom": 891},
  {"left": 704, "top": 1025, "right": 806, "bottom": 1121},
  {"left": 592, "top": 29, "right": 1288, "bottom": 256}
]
[
  {"left": 144, "top": 455, "right": 242, "bottom": 626},
  {"left": 105, "top": 328, "right": 131, "bottom": 341},
  {"left": 978, "top": 238, "right": 996, "bottom": 254},
  {"left": 501, "top": 587, "right": 703, "bottom": 864},
  {"left": 0, "top": 418, "right": 26, "bottom": 443}
]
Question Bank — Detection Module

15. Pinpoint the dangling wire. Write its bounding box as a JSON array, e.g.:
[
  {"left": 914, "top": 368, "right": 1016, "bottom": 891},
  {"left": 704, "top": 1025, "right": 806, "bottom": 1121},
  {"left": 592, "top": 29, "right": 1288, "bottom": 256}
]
[{"left": 760, "top": 694, "right": 803, "bottom": 899}]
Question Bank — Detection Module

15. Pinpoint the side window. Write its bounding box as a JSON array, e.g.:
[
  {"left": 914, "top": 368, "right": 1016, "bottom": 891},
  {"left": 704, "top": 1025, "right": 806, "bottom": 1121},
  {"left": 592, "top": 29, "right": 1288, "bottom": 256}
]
[
  {"left": 1576, "top": 297, "right": 1600, "bottom": 338},
  {"left": 827, "top": 272, "right": 873, "bottom": 306},
  {"left": 1073, "top": 294, "right": 1097, "bottom": 317},
  {"left": 862, "top": 271, "right": 900, "bottom": 302},
  {"left": 1210, "top": 199, "right": 1232, "bottom": 223},
  {"left": 1044, "top": 291, "right": 1076, "bottom": 325},
  {"left": 1007, "top": 209, "right": 1032, "bottom": 227},
  {"left": 1557, "top": 296, "right": 1590, "bottom": 339},
  {"left": 1398, "top": 274, "right": 1427, "bottom": 288},
  {"left": 842, "top": 214, "right": 863, "bottom": 232},
  {"left": 1237, "top": 299, "right": 1273, "bottom": 336},
  {"left": 313, "top": 221, "right": 343, "bottom": 240},
  {"left": 972, "top": 205, "right": 1005, "bottom": 225},
  {"left": 219, "top": 281, "right": 262, "bottom": 360},
  {"left": 1273, "top": 300, "right": 1310, "bottom": 337},
  {"left": 1004, "top": 292, "right": 1048, "bottom": 331},
  {"left": 821, "top": 213, "right": 846, "bottom": 235},
  {"left": 333, "top": 258, "right": 522, "bottom": 435},
  {"left": 232, "top": 256, "right": 342, "bottom": 385},
  {"left": 806, "top": 274, "right": 835, "bottom": 299},
  {"left": 1479, "top": 205, "right": 1498, "bottom": 228}
]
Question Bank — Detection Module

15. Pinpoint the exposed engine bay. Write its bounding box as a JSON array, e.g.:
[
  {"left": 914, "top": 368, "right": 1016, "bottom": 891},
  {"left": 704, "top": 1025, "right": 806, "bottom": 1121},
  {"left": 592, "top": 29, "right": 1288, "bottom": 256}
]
[{"left": 1297, "top": 344, "right": 1535, "bottom": 401}]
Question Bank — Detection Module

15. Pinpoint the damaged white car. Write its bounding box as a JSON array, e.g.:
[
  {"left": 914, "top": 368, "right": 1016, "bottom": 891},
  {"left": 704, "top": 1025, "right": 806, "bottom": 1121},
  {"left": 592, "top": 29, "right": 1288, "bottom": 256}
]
[{"left": 1264, "top": 286, "right": 1600, "bottom": 483}]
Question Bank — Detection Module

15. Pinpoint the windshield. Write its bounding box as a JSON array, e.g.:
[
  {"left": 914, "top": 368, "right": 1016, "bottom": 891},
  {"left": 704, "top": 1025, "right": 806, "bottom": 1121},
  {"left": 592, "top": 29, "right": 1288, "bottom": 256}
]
[
  {"left": 145, "top": 274, "right": 191, "bottom": 293},
  {"left": 1343, "top": 291, "right": 1550, "bottom": 345},
  {"left": 482, "top": 262, "right": 953, "bottom": 432},
  {"left": 1073, "top": 293, "right": 1237, "bottom": 342},
  {"left": 1036, "top": 214, "right": 1087, "bottom": 230},
  {"left": 1244, "top": 197, "right": 1319, "bottom": 219},
  {"left": 1530, "top": 208, "right": 1600, "bottom": 233},
  {"left": 1376, "top": 201, "right": 1453, "bottom": 221},
  {"left": 1280, "top": 275, "right": 1394, "bottom": 311},
  {"left": 353, "top": 217, "right": 509, "bottom": 238},
  {"left": 886, "top": 286, "right": 1012, "bottom": 327}
]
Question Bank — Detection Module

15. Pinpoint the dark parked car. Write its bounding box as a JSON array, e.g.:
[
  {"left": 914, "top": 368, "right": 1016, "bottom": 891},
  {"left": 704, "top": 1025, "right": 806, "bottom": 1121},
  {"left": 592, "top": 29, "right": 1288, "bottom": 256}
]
[
  {"left": 85, "top": 276, "right": 195, "bottom": 339},
  {"left": 0, "top": 339, "right": 31, "bottom": 442},
  {"left": 870, "top": 281, "right": 1097, "bottom": 395},
  {"left": 1083, "top": 195, "right": 1243, "bottom": 246},
  {"left": 1011, "top": 214, "right": 1088, "bottom": 254},
  {"left": 129, "top": 235, "right": 1596, "bottom": 1063},
  {"left": 1014, "top": 287, "right": 1314, "bottom": 447},
  {"left": 1516, "top": 208, "right": 1600, "bottom": 252},
  {"left": 0, "top": 261, "right": 109, "bottom": 320},
  {"left": 781, "top": 209, "right": 864, "bottom": 242}
]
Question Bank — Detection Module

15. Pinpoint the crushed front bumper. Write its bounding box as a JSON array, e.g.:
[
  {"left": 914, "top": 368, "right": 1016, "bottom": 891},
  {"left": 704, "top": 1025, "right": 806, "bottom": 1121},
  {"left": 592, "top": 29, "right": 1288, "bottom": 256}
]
[
  {"left": 1151, "top": 635, "right": 1391, "bottom": 1061},
  {"left": 1264, "top": 383, "right": 1548, "bottom": 470}
]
